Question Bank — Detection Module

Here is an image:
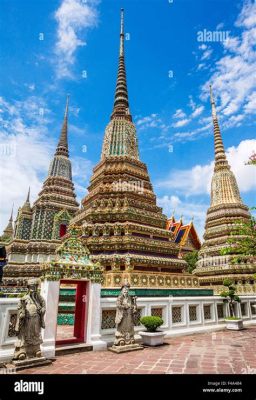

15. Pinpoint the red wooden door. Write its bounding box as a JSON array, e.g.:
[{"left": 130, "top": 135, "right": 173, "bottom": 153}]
[{"left": 56, "top": 280, "right": 88, "bottom": 345}]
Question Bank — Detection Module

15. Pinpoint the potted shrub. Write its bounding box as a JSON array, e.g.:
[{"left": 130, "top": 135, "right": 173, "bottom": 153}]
[
  {"left": 220, "top": 278, "right": 244, "bottom": 330},
  {"left": 139, "top": 316, "right": 166, "bottom": 346}
]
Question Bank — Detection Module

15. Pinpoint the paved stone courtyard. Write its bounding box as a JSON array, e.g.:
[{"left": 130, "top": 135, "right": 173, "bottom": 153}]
[{"left": 20, "top": 326, "right": 256, "bottom": 374}]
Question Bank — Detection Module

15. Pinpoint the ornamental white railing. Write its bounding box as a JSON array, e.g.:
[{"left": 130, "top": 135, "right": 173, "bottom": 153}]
[
  {"left": 100, "top": 295, "right": 256, "bottom": 342},
  {"left": 0, "top": 298, "right": 19, "bottom": 362},
  {"left": 1, "top": 295, "right": 256, "bottom": 361}
]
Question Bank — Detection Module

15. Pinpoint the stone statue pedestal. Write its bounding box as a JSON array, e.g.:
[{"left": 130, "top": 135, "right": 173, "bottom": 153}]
[
  {"left": 8, "top": 357, "right": 52, "bottom": 371},
  {"left": 109, "top": 343, "right": 144, "bottom": 354}
]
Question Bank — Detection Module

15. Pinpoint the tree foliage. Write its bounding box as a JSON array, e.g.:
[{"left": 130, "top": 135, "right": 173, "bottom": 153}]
[
  {"left": 220, "top": 208, "right": 256, "bottom": 263},
  {"left": 184, "top": 250, "right": 199, "bottom": 274}
]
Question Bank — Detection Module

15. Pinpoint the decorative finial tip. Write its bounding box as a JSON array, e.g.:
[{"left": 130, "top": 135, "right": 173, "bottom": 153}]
[{"left": 26, "top": 186, "right": 31, "bottom": 202}]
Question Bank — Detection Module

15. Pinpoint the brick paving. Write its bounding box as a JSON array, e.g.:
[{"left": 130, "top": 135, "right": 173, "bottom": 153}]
[{"left": 19, "top": 326, "right": 256, "bottom": 374}]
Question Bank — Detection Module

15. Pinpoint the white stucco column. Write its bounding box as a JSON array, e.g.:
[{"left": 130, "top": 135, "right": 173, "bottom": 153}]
[
  {"left": 86, "top": 282, "right": 107, "bottom": 351},
  {"left": 40, "top": 280, "right": 60, "bottom": 358}
]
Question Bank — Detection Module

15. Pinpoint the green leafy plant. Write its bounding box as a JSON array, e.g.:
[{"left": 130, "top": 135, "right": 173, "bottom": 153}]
[
  {"left": 220, "top": 278, "right": 241, "bottom": 318},
  {"left": 220, "top": 208, "right": 256, "bottom": 265},
  {"left": 140, "top": 316, "right": 163, "bottom": 332},
  {"left": 184, "top": 250, "right": 198, "bottom": 274}
]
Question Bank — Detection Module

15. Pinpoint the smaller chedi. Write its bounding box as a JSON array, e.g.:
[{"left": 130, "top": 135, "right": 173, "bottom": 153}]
[
  {"left": 193, "top": 86, "right": 255, "bottom": 292},
  {"left": 13, "top": 278, "right": 46, "bottom": 361},
  {"left": 110, "top": 282, "right": 143, "bottom": 353}
]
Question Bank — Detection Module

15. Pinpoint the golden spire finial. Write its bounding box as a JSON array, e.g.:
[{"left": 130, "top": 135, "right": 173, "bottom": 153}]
[
  {"left": 56, "top": 95, "right": 70, "bottom": 156},
  {"left": 120, "top": 8, "right": 124, "bottom": 57},
  {"left": 65, "top": 94, "right": 70, "bottom": 118},
  {"left": 209, "top": 85, "right": 217, "bottom": 120},
  {"left": 10, "top": 203, "right": 14, "bottom": 222},
  {"left": 209, "top": 85, "right": 228, "bottom": 169},
  {"left": 26, "top": 187, "right": 30, "bottom": 203}
]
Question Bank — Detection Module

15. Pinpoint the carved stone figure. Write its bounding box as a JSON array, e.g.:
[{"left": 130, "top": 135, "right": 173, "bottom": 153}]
[
  {"left": 13, "top": 278, "right": 46, "bottom": 360},
  {"left": 114, "top": 283, "right": 137, "bottom": 346}
]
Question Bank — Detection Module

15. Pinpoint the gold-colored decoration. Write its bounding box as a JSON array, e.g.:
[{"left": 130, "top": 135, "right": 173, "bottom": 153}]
[
  {"left": 70, "top": 11, "right": 191, "bottom": 289},
  {"left": 3, "top": 98, "right": 79, "bottom": 286},
  {"left": 193, "top": 86, "right": 256, "bottom": 292}
]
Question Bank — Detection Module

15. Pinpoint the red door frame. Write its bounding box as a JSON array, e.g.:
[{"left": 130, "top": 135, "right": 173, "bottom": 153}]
[{"left": 56, "top": 280, "right": 89, "bottom": 345}]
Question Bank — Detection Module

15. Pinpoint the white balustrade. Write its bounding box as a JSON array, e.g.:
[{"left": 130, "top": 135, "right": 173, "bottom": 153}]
[{"left": 1, "top": 294, "right": 256, "bottom": 362}]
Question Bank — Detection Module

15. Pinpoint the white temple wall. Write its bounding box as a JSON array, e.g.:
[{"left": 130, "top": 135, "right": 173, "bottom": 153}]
[
  {"left": 100, "top": 295, "right": 256, "bottom": 344},
  {"left": 1, "top": 295, "right": 256, "bottom": 362}
]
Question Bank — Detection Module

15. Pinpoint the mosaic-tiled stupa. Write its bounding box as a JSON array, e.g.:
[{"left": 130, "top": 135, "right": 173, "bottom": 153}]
[
  {"left": 193, "top": 86, "right": 256, "bottom": 293},
  {"left": 71, "top": 9, "right": 200, "bottom": 291},
  {"left": 2, "top": 97, "right": 79, "bottom": 286}
]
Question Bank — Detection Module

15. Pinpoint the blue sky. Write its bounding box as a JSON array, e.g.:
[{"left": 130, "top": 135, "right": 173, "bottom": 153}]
[{"left": 0, "top": 0, "right": 255, "bottom": 238}]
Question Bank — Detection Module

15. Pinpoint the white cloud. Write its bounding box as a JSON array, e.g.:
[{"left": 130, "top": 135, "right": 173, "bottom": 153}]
[
  {"left": 157, "top": 139, "right": 256, "bottom": 196},
  {"left": 173, "top": 109, "right": 186, "bottom": 119},
  {"left": 171, "top": 105, "right": 204, "bottom": 130},
  {"left": 157, "top": 163, "right": 213, "bottom": 195},
  {"left": 196, "top": 44, "right": 213, "bottom": 71},
  {"left": 0, "top": 97, "right": 54, "bottom": 232},
  {"left": 216, "top": 22, "right": 225, "bottom": 30},
  {"left": 71, "top": 156, "right": 93, "bottom": 200},
  {"left": 157, "top": 195, "right": 208, "bottom": 239},
  {"left": 201, "top": 0, "right": 256, "bottom": 128},
  {"left": 136, "top": 114, "right": 168, "bottom": 131},
  {"left": 199, "top": 44, "right": 207, "bottom": 51},
  {"left": 172, "top": 118, "right": 190, "bottom": 128},
  {"left": 226, "top": 139, "right": 256, "bottom": 191},
  {"left": 54, "top": 0, "right": 99, "bottom": 79},
  {"left": 24, "top": 83, "right": 36, "bottom": 91},
  {"left": 201, "top": 48, "right": 213, "bottom": 61},
  {"left": 236, "top": 0, "right": 256, "bottom": 28},
  {"left": 188, "top": 96, "right": 196, "bottom": 111},
  {"left": 197, "top": 63, "right": 206, "bottom": 71},
  {"left": 244, "top": 91, "right": 256, "bottom": 114},
  {"left": 191, "top": 105, "right": 204, "bottom": 118},
  {"left": 0, "top": 96, "right": 93, "bottom": 233},
  {"left": 155, "top": 139, "right": 256, "bottom": 239}
]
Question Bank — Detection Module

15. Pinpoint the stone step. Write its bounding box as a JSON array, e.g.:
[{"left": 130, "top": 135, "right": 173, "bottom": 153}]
[{"left": 55, "top": 343, "right": 93, "bottom": 356}]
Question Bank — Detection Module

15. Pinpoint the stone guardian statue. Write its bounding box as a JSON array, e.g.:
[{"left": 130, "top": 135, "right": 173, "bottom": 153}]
[
  {"left": 110, "top": 283, "right": 143, "bottom": 353},
  {"left": 13, "top": 278, "right": 46, "bottom": 360}
]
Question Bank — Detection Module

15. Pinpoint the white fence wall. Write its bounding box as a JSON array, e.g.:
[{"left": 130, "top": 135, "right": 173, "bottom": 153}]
[
  {"left": 100, "top": 296, "right": 256, "bottom": 344},
  {"left": 0, "top": 298, "right": 19, "bottom": 362},
  {"left": 1, "top": 295, "right": 256, "bottom": 362}
]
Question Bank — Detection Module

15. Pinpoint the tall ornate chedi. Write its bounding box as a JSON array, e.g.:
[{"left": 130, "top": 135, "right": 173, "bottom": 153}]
[
  {"left": 72, "top": 10, "right": 199, "bottom": 290},
  {"left": 193, "top": 86, "right": 255, "bottom": 292},
  {"left": 3, "top": 97, "right": 79, "bottom": 286}
]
